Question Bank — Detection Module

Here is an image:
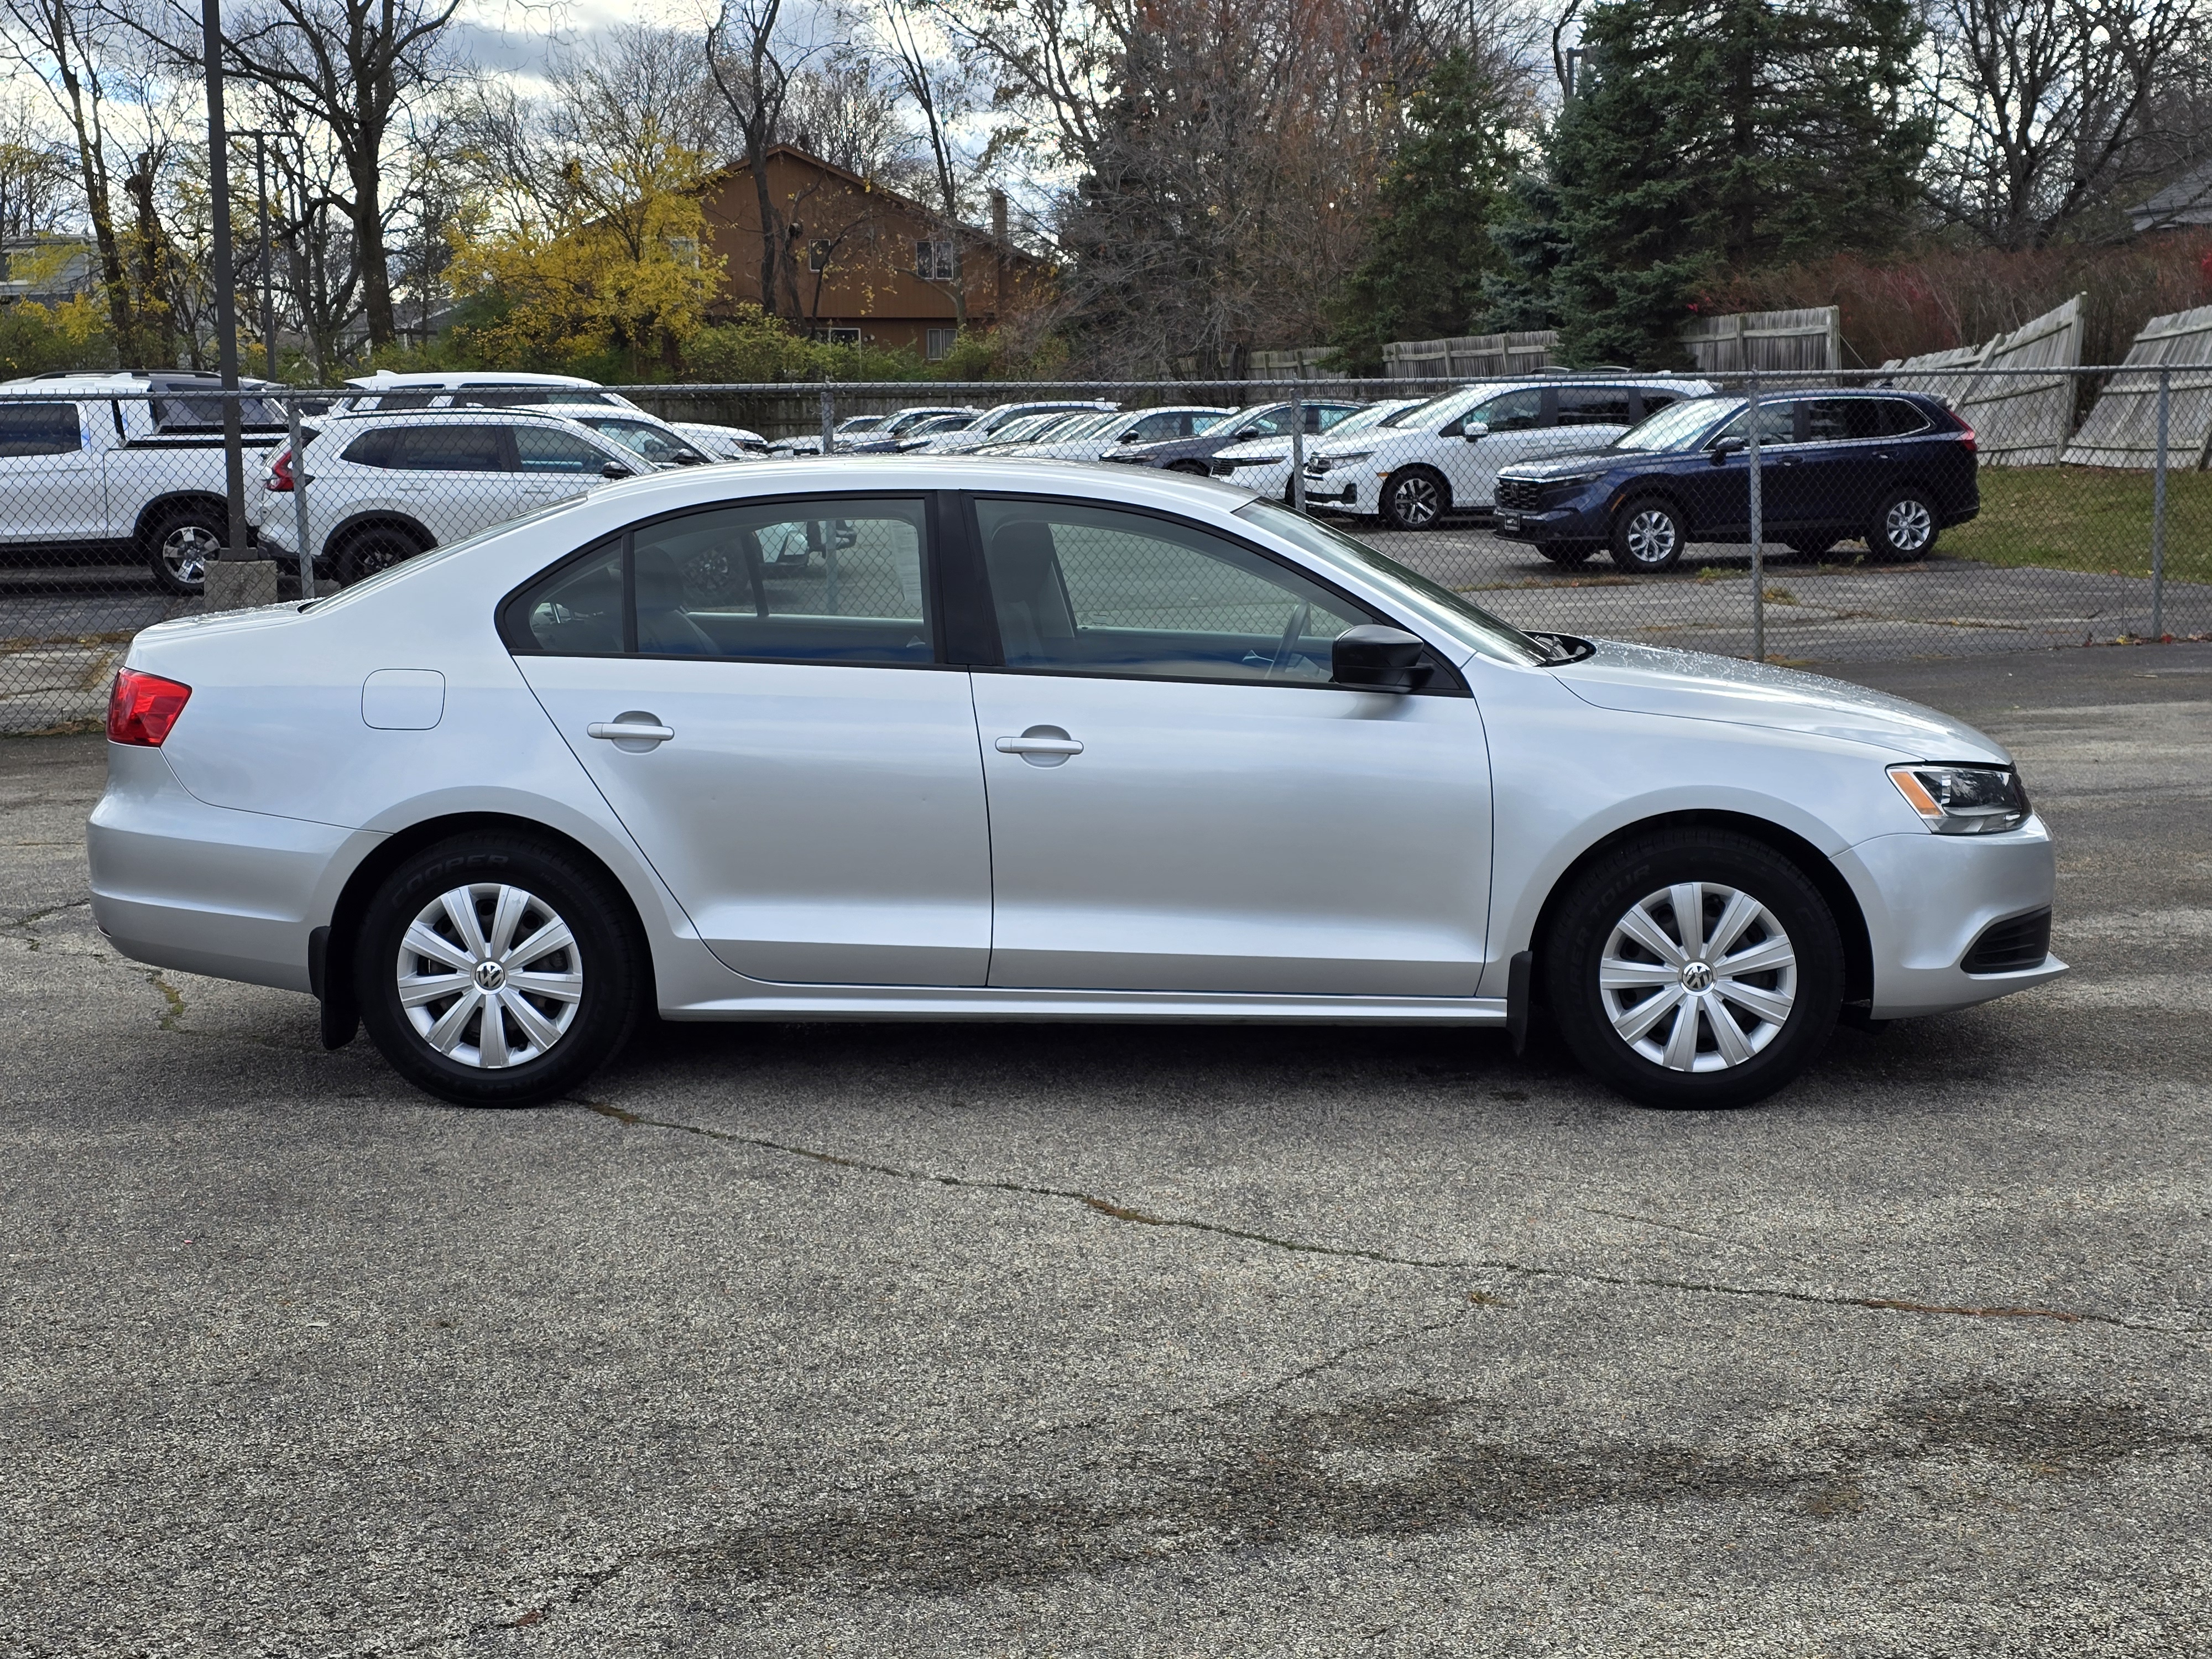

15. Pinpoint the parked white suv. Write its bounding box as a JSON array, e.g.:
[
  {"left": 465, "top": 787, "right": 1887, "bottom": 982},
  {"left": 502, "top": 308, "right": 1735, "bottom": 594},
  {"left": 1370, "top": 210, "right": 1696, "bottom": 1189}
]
[
  {"left": 251, "top": 409, "right": 651, "bottom": 584},
  {"left": 1302, "top": 378, "right": 1714, "bottom": 530},
  {"left": 1208, "top": 398, "right": 1427, "bottom": 499}
]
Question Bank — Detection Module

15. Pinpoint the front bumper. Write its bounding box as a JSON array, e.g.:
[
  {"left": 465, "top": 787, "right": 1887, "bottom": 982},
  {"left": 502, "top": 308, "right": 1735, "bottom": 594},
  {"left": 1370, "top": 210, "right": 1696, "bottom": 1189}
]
[
  {"left": 1835, "top": 819, "right": 2067, "bottom": 1019},
  {"left": 1300, "top": 470, "right": 1377, "bottom": 513},
  {"left": 1492, "top": 487, "right": 1608, "bottom": 544},
  {"left": 87, "top": 744, "right": 375, "bottom": 993}
]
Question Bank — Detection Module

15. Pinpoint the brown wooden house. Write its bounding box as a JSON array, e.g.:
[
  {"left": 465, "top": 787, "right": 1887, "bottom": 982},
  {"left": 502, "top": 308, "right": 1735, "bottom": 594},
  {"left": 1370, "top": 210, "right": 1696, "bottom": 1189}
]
[{"left": 698, "top": 145, "right": 1051, "bottom": 358}]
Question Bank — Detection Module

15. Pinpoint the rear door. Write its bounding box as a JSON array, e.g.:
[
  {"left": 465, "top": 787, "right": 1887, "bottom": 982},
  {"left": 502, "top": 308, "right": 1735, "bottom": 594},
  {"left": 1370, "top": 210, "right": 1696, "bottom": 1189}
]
[
  {"left": 513, "top": 493, "right": 992, "bottom": 985},
  {"left": 0, "top": 401, "right": 103, "bottom": 543},
  {"left": 1444, "top": 387, "right": 1545, "bottom": 508},
  {"left": 379, "top": 421, "right": 526, "bottom": 544}
]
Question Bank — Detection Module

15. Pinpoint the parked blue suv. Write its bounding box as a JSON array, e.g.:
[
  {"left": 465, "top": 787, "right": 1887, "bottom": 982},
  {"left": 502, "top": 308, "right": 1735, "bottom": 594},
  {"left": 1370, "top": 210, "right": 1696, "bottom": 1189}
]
[{"left": 1491, "top": 390, "right": 1978, "bottom": 572}]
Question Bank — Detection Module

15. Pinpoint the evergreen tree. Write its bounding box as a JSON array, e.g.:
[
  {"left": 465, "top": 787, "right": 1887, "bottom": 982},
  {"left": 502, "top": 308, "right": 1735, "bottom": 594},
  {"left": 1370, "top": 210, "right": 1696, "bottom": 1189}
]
[
  {"left": 1543, "top": 0, "right": 1929, "bottom": 367},
  {"left": 1325, "top": 51, "right": 1520, "bottom": 373},
  {"left": 1480, "top": 173, "right": 1571, "bottom": 331}
]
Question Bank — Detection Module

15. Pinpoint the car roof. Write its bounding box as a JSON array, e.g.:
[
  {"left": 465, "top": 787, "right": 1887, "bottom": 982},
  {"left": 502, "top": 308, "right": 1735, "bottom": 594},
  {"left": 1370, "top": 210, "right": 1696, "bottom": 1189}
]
[{"left": 343, "top": 370, "right": 606, "bottom": 389}]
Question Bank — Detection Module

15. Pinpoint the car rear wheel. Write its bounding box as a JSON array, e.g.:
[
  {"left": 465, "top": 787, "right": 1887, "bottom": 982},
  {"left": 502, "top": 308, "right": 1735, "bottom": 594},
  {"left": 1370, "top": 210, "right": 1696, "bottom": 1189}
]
[
  {"left": 1609, "top": 498, "right": 1686, "bottom": 572},
  {"left": 354, "top": 833, "right": 644, "bottom": 1107},
  {"left": 1543, "top": 829, "right": 1842, "bottom": 1109},
  {"left": 338, "top": 525, "right": 429, "bottom": 585},
  {"left": 1380, "top": 467, "right": 1447, "bottom": 531},
  {"left": 1167, "top": 460, "right": 1210, "bottom": 476},
  {"left": 1867, "top": 488, "right": 1938, "bottom": 561},
  {"left": 145, "top": 507, "right": 223, "bottom": 596}
]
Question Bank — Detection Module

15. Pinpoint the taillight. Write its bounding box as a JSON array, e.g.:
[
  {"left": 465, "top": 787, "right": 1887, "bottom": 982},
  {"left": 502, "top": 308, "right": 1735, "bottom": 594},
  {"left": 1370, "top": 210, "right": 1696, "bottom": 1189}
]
[
  {"left": 265, "top": 446, "right": 294, "bottom": 491},
  {"left": 1957, "top": 422, "right": 1976, "bottom": 456},
  {"left": 107, "top": 668, "right": 192, "bottom": 746}
]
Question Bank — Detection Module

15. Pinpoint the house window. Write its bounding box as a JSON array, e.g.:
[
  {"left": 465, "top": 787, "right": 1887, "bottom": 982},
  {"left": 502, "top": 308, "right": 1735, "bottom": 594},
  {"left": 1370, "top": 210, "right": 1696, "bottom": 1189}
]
[
  {"left": 665, "top": 236, "right": 699, "bottom": 268},
  {"left": 811, "top": 326, "right": 862, "bottom": 346},
  {"left": 808, "top": 239, "right": 832, "bottom": 273},
  {"left": 925, "top": 327, "right": 957, "bottom": 361},
  {"left": 916, "top": 239, "right": 957, "bottom": 282}
]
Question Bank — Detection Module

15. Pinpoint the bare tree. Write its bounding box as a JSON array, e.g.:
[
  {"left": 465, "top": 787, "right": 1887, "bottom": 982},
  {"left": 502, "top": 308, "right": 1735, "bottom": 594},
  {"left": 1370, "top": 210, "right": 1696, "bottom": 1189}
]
[
  {"left": 0, "top": 96, "right": 80, "bottom": 239},
  {"left": 876, "top": 0, "right": 980, "bottom": 324},
  {"left": 1923, "top": 0, "right": 2212, "bottom": 245},
  {"left": 707, "top": 0, "right": 810, "bottom": 320}
]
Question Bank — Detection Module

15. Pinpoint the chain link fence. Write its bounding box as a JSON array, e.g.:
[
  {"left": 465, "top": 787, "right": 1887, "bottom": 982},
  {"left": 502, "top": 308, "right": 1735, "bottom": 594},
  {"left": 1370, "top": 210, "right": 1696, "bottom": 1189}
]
[{"left": 4, "top": 368, "right": 2207, "bottom": 733}]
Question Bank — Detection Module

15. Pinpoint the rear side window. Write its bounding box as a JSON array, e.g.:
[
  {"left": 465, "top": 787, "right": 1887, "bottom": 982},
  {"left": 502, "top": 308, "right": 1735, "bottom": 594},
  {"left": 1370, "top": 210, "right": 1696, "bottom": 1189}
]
[
  {"left": 1806, "top": 399, "right": 1891, "bottom": 442},
  {"left": 1635, "top": 390, "right": 1678, "bottom": 418},
  {"left": 388, "top": 425, "right": 508, "bottom": 471},
  {"left": 507, "top": 498, "right": 935, "bottom": 665},
  {"left": 0, "top": 401, "right": 82, "bottom": 456},
  {"left": 1880, "top": 399, "right": 1934, "bottom": 436},
  {"left": 1557, "top": 387, "right": 1634, "bottom": 425},
  {"left": 514, "top": 425, "right": 612, "bottom": 473}
]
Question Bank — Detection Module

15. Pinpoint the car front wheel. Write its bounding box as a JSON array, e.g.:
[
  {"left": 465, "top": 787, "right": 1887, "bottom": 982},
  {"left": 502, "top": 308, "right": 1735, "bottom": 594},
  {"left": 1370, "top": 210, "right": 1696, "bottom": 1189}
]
[
  {"left": 1543, "top": 829, "right": 1842, "bottom": 1109},
  {"left": 1380, "top": 468, "right": 1446, "bottom": 530},
  {"left": 1867, "top": 488, "right": 1938, "bottom": 560},
  {"left": 1609, "top": 498, "right": 1687, "bottom": 572},
  {"left": 353, "top": 833, "right": 645, "bottom": 1107}
]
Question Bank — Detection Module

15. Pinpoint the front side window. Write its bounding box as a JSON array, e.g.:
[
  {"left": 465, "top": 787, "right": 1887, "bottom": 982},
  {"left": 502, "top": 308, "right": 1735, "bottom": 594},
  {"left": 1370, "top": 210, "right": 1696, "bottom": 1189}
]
[
  {"left": 1713, "top": 401, "right": 1796, "bottom": 447},
  {"left": 0, "top": 401, "right": 82, "bottom": 456},
  {"left": 975, "top": 498, "right": 1370, "bottom": 685},
  {"left": 582, "top": 419, "right": 690, "bottom": 466},
  {"left": 510, "top": 498, "right": 933, "bottom": 665},
  {"left": 1473, "top": 388, "right": 1544, "bottom": 432},
  {"left": 514, "top": 426, "right": 614, "bottom": 474}
]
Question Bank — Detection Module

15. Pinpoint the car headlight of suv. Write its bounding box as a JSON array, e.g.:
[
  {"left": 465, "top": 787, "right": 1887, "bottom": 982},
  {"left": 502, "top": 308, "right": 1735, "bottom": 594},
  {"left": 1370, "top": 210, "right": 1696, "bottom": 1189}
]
[
  {"left": 1887, "top": 764, "right": 2031, "bottom": 834},
  {"left": 1543, "top": 469, "right": 1609, "bottom": 490},
  {"left": 1308, "top": 450, "right": 1372, "bottom": 473}
]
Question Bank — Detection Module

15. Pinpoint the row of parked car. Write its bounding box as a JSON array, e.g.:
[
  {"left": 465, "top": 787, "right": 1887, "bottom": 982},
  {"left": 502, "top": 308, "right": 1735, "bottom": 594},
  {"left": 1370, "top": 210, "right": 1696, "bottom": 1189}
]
[{"left": 0, "top": 366, "right": 1980, "bottom": 592}]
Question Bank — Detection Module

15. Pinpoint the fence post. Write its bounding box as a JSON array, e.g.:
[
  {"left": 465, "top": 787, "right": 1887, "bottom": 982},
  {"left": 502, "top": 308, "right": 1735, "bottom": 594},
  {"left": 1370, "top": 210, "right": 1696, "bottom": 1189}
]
[
  {"left": 289, "top": 395, "right": 315, "bottom": 601},
  {"left": 1289, "top": 380, "right": 1307, "bottom": 513},
  {"left": 1747, "top": 371, "right": 1764, "bottom": 663},
  {"left": 2151, "top": 366, "right": 2171, "bottom": 640},
  {"left": 819, "top": 383, "right": 834, "bottom": 456}
]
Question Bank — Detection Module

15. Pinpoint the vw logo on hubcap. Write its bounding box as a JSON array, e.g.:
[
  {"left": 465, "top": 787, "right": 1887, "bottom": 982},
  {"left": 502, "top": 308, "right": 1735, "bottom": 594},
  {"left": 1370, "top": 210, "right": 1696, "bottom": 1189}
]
[
  {"left": 1680, "top": 961, "right": 1715, "bottom": 993},
  {"left": 473, "top": 960, "right": 508, "bottom": 992}
]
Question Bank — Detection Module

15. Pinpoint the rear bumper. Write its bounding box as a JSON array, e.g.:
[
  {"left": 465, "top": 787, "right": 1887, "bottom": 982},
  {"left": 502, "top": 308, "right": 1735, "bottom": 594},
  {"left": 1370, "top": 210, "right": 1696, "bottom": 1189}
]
[
  {"left": 1835, "top": 820, "right": 2067, "bottom": 1019},
  {"left": 87, "top": 744, "right": 375, "bottom": 994}
]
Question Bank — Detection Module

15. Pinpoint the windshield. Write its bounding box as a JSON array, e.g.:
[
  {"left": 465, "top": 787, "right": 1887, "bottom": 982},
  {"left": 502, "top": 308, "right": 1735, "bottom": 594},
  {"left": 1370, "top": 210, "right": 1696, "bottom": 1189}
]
[
  {"left": 911, "top": 414, "right": 971, "bottom": 435},
  {"left": 578, "top": 417, "right": 693, "bottom": 465},
  {"left": 1234, "top": 499, "right": 1552, "bottom": 666},
  {"left": 1331, "top": 399, "right": 1423, "bottom": 437},
  {"left": 1614, "top": 397, "right": 1738, "bottom": 452},
  {"left": 1386, "top": 387, "right": 1490, "bottom": 432}
]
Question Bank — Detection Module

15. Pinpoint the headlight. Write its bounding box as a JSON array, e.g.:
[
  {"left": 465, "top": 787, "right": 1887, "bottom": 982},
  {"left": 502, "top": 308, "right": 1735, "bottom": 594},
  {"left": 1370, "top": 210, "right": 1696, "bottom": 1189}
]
[
  {"left": 1887, "top": 764, "right": 2031, "bottom": 834},
  {"left": 1543, "top": 470, "right": 1608, "bottom": 489},
  {"left": 1310, "top": 450, "right": 1372, "bottom": 473}
]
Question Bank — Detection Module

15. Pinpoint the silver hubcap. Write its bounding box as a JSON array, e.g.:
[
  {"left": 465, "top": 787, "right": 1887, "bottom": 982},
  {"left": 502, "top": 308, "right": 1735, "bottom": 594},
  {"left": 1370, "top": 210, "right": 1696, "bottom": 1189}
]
[
  {"left": 1601, "top": 882, "right": 1797, "bottom": 1072},
  {"left": 1623, "top": 508, "right": 1678, "bottom": 565},
  {"left": 397, "top": 883, "right": 583, "bottom": 1068},
  {"left": 1884, "top": 498, "right": 1933, "bottom": 552},
  {"left": 1391, "top": 476, "right": 1439, "bottom": 526},
  {"left": 161, "top": 525, "right": 217, "bottom": 585}
]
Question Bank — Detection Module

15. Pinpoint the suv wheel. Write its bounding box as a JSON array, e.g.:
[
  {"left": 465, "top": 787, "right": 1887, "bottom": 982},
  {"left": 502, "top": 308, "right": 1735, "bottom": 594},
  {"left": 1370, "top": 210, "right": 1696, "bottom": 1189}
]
[
  {"left": 1167, "top": 460, "right": 1210, "bottom": 476},
  {"left": 353, "top": 833, "right": 644, "bottom": 1107},
  {"left": 1609, "top": 498, "right": 1686, "bottom": 572},
  {"left": 338, "top": 525, "right": 428, "bottom": 585},
  {"left": 146, "top": 507, "right": 223, "bottom": 596},
  {"left": 1867, "top": 488, "right": 1938, "bottom": 560},
  {"left": 1543, "top": 829, "right": 1842, "bottom": 1109},
  {"left": 1380, "top": 467, "right": 1446, "bottom": 530}
]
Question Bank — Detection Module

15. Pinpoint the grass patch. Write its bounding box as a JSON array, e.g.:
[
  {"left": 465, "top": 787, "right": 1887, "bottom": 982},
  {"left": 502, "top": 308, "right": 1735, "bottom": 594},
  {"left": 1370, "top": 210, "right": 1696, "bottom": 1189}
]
[{"left": 1946, "top": 465, "right": 2212, "bottom": 582}]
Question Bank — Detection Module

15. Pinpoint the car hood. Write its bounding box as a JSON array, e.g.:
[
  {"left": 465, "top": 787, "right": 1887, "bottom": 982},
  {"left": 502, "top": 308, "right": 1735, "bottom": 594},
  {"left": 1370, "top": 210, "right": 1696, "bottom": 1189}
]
[
  {"left": 1499, "top": 447, "right": 1671, "bottom": 479},
  {"left": 1550, "top": 640, "right": 2011, "bottom": 763},
  {"left": 1214, "top": 437, "right": 1293, "bottom": 460},
  {"left": 1102, "top": 435, "right": 1218, "bottom": 462}
]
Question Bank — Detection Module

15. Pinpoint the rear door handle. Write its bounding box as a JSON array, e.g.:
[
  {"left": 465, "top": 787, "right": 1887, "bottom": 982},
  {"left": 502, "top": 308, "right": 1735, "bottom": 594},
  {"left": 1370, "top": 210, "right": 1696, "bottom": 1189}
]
[
  {"left": 996, "top": 735, "right": 1083, "bottom": 755},
  {"left": 587, "top": 713, "right": 674, "bottom": 750}
]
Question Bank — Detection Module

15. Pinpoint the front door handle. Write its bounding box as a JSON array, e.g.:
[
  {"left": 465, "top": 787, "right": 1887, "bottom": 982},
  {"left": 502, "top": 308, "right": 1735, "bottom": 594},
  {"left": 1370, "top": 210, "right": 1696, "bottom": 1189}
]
[
  {"left": 587, "top": 711, "right": 674, "bottom": 751},
  {"left": 995, "top": 726, "right": 1083, "bottom": 766}
]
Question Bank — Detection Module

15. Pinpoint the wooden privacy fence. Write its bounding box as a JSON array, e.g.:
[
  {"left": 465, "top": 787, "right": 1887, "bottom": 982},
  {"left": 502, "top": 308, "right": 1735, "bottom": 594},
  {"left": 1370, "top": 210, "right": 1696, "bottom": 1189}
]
[
  {"left": 2062, "top": 304, "right": 2212, "bottom": 469},
  {"left": 1383, "top": 331, "right": 1558, "bottom": 379},
  {"left": 1248, "top": 349, "right": 1347, "bottom": 381},
  {"left": 1881, "top": 296, "right": 2084, "bottom": 467},
  {"left": 1679, "top": 307, "right": 1841, "bottom": 375}
]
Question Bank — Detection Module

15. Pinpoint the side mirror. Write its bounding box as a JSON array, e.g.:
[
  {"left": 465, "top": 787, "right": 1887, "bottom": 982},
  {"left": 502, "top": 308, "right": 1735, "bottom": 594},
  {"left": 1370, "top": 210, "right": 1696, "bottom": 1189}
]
[
  {"left": 1332, "top": 625, "right": 1432, "bottom": 693},
  {"left": 1709, "top": 435, "right": 1747, "bottom": 461},
  {"left": 601, "top": 460, "right": 634, "bottom": 479},
  {"left": 672, "top": 448, "right": 707, "bottom": 465},
  {"left": 1462, "top": 420, "right": 1490, "bottom": 444}
]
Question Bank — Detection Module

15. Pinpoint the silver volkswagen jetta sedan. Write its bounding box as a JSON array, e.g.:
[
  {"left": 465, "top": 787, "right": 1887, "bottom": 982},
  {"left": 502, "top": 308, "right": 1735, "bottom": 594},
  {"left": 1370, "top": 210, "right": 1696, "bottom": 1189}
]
[{"left": 87, "top": 459, "right": 2062, "bottom": 1110}]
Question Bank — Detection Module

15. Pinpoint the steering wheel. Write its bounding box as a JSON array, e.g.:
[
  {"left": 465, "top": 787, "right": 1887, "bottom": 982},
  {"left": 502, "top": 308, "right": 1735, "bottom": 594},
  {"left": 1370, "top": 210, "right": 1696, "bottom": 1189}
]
[{"left": 1267, "top": 601, "right": 1312, "bottom": 680}]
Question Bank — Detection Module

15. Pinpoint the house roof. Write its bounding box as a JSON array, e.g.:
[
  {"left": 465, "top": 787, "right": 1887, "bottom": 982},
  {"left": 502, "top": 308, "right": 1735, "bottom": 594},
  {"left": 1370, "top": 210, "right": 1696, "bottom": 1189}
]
[
  {"left": 704, "top": 143, "right": 1046, "bottom": 265},
  {"left": 2131, "top": 161, "right": 2212, "bottom": 230}
]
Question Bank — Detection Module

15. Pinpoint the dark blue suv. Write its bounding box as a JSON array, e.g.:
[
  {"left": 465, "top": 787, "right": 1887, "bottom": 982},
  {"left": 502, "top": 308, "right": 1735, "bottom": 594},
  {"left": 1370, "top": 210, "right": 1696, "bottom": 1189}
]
[{"left": 1491, "top": 390, "right": 1978, "bottom": 572}]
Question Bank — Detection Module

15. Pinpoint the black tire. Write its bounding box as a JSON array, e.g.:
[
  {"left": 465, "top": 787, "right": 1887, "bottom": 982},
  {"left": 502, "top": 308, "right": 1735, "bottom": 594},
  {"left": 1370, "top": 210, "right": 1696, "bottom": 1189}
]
[
  {"left": 1543, "top": 828, "right": 1842, "bottom": 1110},
  {"left": 145, "top": 505, "right": 223, "bottom": 596},
  {"left": 1609, "top": 497, "right": 1687, "bottom": 572},
  {"left": 353, "top": 833, "right": 645, "bottom": 1107},
  {"left": 338, "top": 524, "right": 429, "bottom": 585},
  {"left": 1539, "top": 544, "right": 1597, "bottom": 566},
  {"left": 1167, "top": 460, "right": 1211, "bottom": 476},
  {"left": 1784, "top": 538, "right": 1837, "bottom": 560},
  {"left": 1380, "top": 467, "right": 1447, "bottom": 531},
  {"left": 1866, "top": 487, "right": 1939, "bottom": 561}
]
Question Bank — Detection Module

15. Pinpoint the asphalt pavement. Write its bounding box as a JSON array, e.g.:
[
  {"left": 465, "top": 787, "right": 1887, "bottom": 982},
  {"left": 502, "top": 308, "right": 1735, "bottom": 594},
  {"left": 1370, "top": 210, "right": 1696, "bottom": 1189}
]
[{"left": 3, "top": 644, "right": 2209, "bottom": 1656}]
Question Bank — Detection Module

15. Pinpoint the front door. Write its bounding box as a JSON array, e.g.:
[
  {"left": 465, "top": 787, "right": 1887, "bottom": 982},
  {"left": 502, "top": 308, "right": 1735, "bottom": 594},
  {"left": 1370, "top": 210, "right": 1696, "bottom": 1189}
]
[
  {"left": 966, "top": 496, "right": 1492, "bottom": 996},
  {"left": 513, "top": 494, "right": 993, "bottom": 986},
  {"left": 1680, "top": 400, "right": 1798, "bottom": 538},
  {"left": 0, "top": 400, "right": 103, "bottom": 544}
]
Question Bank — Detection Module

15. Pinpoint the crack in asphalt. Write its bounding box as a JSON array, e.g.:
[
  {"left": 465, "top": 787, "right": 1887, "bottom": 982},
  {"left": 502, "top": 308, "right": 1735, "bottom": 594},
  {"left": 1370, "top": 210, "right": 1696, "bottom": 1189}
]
[
  {"left": 580, "top": 1102, "right": 2208, "bottom": 1338},
  {"left": 349, "top": 1561, "right": 629, "bottom": 1656},
  {"left": 1, "top": 896, "right": 87, "bottom": 952}
]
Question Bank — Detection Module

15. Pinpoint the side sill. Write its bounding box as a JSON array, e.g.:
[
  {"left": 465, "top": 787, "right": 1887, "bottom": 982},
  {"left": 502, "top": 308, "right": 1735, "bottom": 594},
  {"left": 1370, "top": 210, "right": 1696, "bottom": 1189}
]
[{"left": 660, "top": 988, "right": 1512, "bottom": 1025}]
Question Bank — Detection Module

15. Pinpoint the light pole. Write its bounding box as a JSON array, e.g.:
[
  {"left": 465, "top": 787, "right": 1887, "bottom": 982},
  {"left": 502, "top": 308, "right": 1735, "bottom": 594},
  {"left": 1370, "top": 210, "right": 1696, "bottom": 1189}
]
[
  {"left": 232, "top": 127, "right": 288, "bottom": 380},
  {"left": 200, "top": 0, "right": 247, "bottom": 564}
]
